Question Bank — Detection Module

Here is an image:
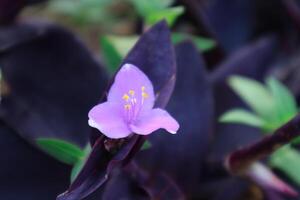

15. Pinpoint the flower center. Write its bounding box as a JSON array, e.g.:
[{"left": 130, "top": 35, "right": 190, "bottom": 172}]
[{"left": 122, "top": 86, "right": 149, "bottom": 122}]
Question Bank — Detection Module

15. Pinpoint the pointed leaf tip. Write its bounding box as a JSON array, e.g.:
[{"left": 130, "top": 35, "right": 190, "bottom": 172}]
[{"left": 219, "top": 109, "right": 265, "bottom": 128}]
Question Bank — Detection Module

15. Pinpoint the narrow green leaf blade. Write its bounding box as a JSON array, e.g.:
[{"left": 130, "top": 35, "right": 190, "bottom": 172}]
[
  {"left": 171, "top": 33, "right": 216, "bottom": 52},
  {"left": 266, "top": 77, "right": 297, "bottom": 124},
  {"left": 228, "top": 75, "right": 275, "bottom": 119},
  {"left": 100, "top": 36, "right": 123, "bottom": 74},
  {"left": 130, "top": 0, "right": 174, "bottom": 16},
  {"left": 270, "top": 145, "right": 300, "bottom": 186},
  {"left": 36, "top": 138, "right": 84, "bottom": 165},
  {"left": 70, "top": 144, "right": 91, "bottom": 182},
  {"left": 71, "top": 159, "right": 86, "bottom": 183},
  {"left": 145, "top": 6, "right": 185, "bottom": 26},
  {"left": 219, "top": 109, "right": 265, "bottom": 128}
]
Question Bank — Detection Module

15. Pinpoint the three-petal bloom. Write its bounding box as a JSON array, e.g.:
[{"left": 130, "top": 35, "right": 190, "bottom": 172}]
[{"left": 88, "top": 63, "right": 179, "bottom": 139}]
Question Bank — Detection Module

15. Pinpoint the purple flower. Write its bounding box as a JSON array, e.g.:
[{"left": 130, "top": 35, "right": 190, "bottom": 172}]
[{"left": 88, "top": 63, "right": 179, "bottom": 139}]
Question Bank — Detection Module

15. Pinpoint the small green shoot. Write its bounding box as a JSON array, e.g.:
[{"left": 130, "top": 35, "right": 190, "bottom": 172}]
[
  {"left": 130, "top": 0, "right": 183, "bottom": 26},
  {"left": 141, "top": 140, "right": 152, "bottom": 150},
  {"left": 171, "top": 33, "right": 216, "bottom": 52},
  {"left": 220, "top": 76, "right": 297, "bottom": 133},
  {"left": 219, "top": 75, "right": 300, "bottom": 186}
]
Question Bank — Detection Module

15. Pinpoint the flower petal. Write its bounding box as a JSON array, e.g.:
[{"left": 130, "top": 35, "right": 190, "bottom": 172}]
[
  {"left": 108, "top": 63, "right": 155, "bottom": 112},
  {"left": 130, "top": 108, "right": 179, "bottom": 135},
  {"left": 88, "top": 102, "right": 131, "bottom": 139}
]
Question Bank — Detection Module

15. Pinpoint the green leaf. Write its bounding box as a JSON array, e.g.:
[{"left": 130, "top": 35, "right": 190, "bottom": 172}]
[
  {"left": 228, "top": 76, "right": 275, "bottom": 120},
  {"left": 266, "top": 77, "right": 297, "bottom": 125},
  {"left": 141, "top": 140, "right": 152, "bottom": 150},
  {"left": 71, "top": 159, "right": 86, "bottom": 183},
  {"left": 100, "top": 36, "right": 122, "bottom": 74},
  {"left": 219, "top": 109, "right": 265, "bottom": 128},
  {"left": 225, "top": 76, "right": 299, "bottom": 134},
  {"left": 130, "top": 0, "right": 174, "bottom": 16},
  {"left": 105, "top": 35, "right": 138, "bottom": 57},
  {"left": 270, "top": 145, "right": 300, "bottom": 186},
  {"left": 145, "top": 6, "right": 184, "bottom": 26},
  {"left": 100, "top": 35, "right": 138, "bottom": 73},
  {"left": 36, "top": 138, "right": 84, "bottom": 165},
  {"left": 171, "top": 33, "right": 216, "bottom": 52},
  {"left": 130, "top": 0, "right": 182, "bottom": 26},
  {"left": 70, "top": 144, "right": 91, "bottom": 182}
]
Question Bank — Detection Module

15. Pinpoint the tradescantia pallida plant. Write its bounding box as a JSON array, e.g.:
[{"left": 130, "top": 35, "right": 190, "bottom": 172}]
[
  {"left": 55, "top": 20, "right": 178, "bottom": 200},
  {"left": 5, "top": 0, "right": 300, "bottom": 200},
  {"left": 35, "top": 19, "right": 214, "bottom": 199},
  {"left": 34, "top": 32, "right": 290, "bottom": 199}
]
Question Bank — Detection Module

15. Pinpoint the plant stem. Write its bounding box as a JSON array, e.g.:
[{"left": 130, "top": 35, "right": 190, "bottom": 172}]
[{"left": 225, "top": 114, "right": 300, "bottom": 174}]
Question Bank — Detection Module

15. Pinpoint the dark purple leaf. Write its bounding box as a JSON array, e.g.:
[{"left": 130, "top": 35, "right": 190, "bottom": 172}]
[
  {"left": 209, "top": 178, "right": 251, "bottom": 200},
  {"left": 0, "top": 120, "right": 103, "bottom": 200},
  {"left": 101, "top": 168, "right": 149, "bottom": 200},
  {"left": 58, "top": 136, "right": 144, "bottom": 200},
  {"left": 133, "top": 41, "right": 214, "bottom": 198},
  {"left": 281, "top": 0, "right": 300, "bottom": 31},
  {"left": 276, "top": 52, "right": 300, "bottom": 103},
  {"left": 57, "top": 20, "right": 177, "bottom": 200},
  {"left": 180, "top": 0, "right": 255, "bottom": 53},
  {"left": 181, "top": 0, "right": 291, "bottom": 53},
  {"left": 0, "top": 0, "right": 24, "bottom": 24},
  {"left": 0, "top": 22, "right": 108, "bottom": 146},
  {"left": 177, "top": 0, "right": 226, "bottom": 68},
  {"left": 101, "top": 157, "right": 185, "bottom": 199},
  {"left": 210, "top": 36, "right": 277, "bottom": 88},
  {"left": 0, "top": 122, "right": 69, "bottom": 200},
  {"left": 0, "top": 22, "right": 46, "bottom": 51},
  {"left": 123, "top": 161, "right": 184, "bottom": 199},
  {"left": 202, "top": 0, "right": 256, "bottom": 52}
]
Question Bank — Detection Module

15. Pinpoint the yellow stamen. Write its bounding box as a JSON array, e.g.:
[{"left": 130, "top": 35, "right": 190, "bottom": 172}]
[
  {"left": 141, "top": 86, "right": 145, "bottom": 91},
  {"left": 124, "top": 104, "right": 131, "bottom": 110},
  {"left": 142, "top": 92, "right": 148, "bottom": 98},
  {"left": 129, "top": 90, "right": 135, "bottom": 96},
  {"left": 122, "top": 94, "right": 129, "bottom": 101}
]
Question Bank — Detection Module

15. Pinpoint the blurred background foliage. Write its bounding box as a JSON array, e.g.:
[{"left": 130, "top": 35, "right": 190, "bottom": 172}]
[
  {"left": 20, "top": 0, "right": 215, "bottom": 74},
  {"left": 6, "top": 0, "right": 300, "bottom": 199}
]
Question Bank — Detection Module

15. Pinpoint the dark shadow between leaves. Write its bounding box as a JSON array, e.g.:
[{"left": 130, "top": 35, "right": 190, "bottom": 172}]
[{"left": 0, "top": 121, "right": 70, "bottom": 200}]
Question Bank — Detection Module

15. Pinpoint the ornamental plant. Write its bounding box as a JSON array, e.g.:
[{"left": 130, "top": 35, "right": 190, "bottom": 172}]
[{"left": 3, "top": 1, "right": 300, "bottom": 200}]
